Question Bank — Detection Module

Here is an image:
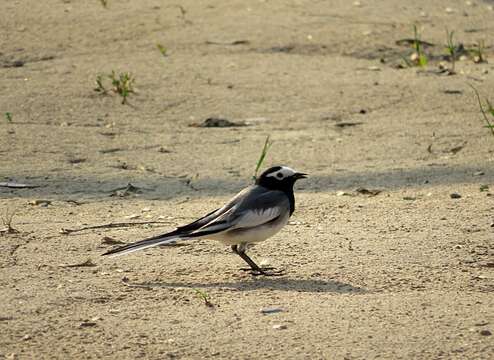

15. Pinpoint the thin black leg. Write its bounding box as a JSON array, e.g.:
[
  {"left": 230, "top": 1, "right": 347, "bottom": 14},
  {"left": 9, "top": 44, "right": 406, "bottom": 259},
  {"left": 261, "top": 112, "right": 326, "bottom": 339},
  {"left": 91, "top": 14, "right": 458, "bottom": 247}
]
[
  {"left": 231, "top": 245, "right": 262, "bottom": 272},
  {"left": 231, "top": 245, "right": 284, "bottom": 276}
]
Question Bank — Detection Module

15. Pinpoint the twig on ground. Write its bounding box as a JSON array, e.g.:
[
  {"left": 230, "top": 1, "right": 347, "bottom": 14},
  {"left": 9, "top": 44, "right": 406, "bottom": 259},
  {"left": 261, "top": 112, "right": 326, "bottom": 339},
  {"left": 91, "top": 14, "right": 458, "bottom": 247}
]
[
  {"left": 60, "top": 221, "right": 173, "bottom": 234},
  {"left": 1, "top": 208, "right": 19, "bottom": 234},
  {"left": 0, "top": 182, "right": 41, "bottom": 189},
  {"left": 58, "top": 259, "right": 97, "bottom": 268}
]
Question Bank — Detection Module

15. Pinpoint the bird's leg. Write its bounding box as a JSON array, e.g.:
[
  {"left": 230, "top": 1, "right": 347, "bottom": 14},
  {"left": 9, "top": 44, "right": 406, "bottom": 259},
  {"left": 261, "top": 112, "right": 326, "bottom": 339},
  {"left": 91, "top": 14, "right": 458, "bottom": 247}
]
[
  {"left": 231, "top": 245, "right": 284, "bottom": 276},
  {"left": 231, "top": 245, "right": 263, "bottom": 272}
]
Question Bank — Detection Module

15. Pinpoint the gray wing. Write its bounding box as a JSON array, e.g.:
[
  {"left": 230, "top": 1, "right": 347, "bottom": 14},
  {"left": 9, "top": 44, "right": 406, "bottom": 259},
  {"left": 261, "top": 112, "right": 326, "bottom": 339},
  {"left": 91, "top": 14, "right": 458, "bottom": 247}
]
[
  {"left": 186, "top": 186, "right": 290, "bottom": 237},
  {"left": 173, "top": 185, "right": 255, "bottom": 233}
]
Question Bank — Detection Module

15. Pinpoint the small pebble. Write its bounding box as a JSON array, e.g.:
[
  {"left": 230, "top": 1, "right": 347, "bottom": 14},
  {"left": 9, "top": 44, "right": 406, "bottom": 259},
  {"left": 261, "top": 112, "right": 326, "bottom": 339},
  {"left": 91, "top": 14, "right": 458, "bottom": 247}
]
[
  {"left": 450, "top": 193, "right": 462, "bottom": 199},
  {"left": 480, "top": 329, "right": 492, "bottom": 336},
  {"left": 473, "top": 171, "right": 484, "bottom": 176},
  {"left": 336, "top": 191, "right": 351, "bottom": 197},
  {"left": 272, "top": 324, "right": 287, "bottom": 330}
]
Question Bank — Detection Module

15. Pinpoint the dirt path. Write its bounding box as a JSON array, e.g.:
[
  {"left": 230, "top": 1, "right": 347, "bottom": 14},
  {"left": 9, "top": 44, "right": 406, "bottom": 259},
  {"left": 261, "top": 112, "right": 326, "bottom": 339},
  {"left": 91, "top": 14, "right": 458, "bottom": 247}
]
[{"left": 1, "top": 1, "right": 493, "bottom": 359}]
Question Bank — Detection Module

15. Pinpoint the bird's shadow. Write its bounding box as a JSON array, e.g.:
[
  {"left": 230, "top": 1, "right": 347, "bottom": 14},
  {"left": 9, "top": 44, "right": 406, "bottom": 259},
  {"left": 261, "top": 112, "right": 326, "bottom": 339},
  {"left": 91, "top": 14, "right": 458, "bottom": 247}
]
[{"left": 122, "top": 277, "right": 366, "bottom": 294}]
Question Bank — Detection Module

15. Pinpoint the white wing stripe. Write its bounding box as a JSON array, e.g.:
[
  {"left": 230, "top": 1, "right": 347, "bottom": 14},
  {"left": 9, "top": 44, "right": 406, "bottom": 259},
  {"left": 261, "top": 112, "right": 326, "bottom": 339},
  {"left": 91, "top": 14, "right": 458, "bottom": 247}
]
[{"left": 230, "top": 207, "right": 281, "bottom": 229}]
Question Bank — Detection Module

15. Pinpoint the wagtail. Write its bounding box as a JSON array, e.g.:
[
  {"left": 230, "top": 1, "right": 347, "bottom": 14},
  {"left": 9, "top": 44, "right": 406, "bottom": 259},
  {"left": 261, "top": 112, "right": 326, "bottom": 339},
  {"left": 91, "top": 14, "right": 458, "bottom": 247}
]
[{"left": 102, "top": 166, "right": 307, "bottom": 275}]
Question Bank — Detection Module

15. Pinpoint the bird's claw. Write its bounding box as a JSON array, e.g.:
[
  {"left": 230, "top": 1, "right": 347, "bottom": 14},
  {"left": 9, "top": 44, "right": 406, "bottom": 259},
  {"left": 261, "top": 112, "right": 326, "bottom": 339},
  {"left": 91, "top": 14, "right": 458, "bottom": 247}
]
[{"left": 239, "top": 267, "right": 285, "bottom": 276}]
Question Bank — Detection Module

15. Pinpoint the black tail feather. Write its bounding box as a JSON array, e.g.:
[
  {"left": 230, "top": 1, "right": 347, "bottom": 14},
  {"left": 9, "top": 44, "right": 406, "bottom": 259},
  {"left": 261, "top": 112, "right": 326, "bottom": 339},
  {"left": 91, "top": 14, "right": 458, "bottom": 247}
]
[{"left": 101, "top": 229, "right": 182, "bottom": 257}]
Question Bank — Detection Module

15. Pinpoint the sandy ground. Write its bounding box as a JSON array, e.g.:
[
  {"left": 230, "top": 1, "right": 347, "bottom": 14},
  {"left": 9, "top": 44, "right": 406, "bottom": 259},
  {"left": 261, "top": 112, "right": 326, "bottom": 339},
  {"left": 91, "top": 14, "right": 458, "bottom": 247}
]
[{"left": 1, "top": 0, "right": 494, "bottom": 359}]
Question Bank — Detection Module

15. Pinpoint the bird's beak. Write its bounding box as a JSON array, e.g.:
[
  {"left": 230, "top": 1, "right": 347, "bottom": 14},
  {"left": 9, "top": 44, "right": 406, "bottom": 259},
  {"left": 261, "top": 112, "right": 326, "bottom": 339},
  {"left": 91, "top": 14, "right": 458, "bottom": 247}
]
[{"left": 294, "top": 172, "right": 308, "bottom": 179}]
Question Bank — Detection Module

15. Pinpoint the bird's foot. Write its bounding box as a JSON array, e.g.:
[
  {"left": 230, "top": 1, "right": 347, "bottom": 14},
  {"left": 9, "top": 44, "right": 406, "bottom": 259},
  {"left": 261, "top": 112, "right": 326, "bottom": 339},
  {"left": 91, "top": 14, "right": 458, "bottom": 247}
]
[{"left": 239, "top": 267, "right": 285, "bottom": 276}]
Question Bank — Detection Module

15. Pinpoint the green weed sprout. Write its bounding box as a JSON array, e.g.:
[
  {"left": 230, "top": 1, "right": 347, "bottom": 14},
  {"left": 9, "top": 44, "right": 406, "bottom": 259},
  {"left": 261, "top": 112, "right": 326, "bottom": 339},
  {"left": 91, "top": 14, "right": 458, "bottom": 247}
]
[
  {"left": 193, "top": 288, "right": 214, "bottom": 307},
  {"left": 94, "top": 71, "right": 135, "bottom": 104},
  {"left": 109, "top": 71, "right": 134, "bottom": 104},
  {"left": 413, "top": 25, "right": 428, "bottom": 67},
  {"left": 445, "top": 29, "right": 457, "bottom": 73},
  {"left": 253, "top": 135, "right": 272, "bottom": 181},
  {"left": 156, "top": 44, "right": 167, "bottom": 57}
]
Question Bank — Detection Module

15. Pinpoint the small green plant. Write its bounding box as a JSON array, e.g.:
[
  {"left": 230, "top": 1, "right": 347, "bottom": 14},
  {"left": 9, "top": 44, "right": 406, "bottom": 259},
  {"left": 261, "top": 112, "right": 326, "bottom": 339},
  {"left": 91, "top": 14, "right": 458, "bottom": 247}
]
[
  {"left": 109, "top": 71, "right": 134, "bottom": 104},
  {"left": 253, "top": 135, "right": 272, "bottom": 181},
  {"left": 445, "top": 29, "right": 457, "bottom": 73},
  {"left": 193, "top": 288, "right": 214, "bottom": 308},
  {"left": 94, "top": 71, "right": 135, "bottom": 104},
  {"left": 470, "top": 40, "right": 486, "bottom": 64},
  {"left": 479, "top": 184, "right": 489, "bottom": 192},
  {"left": 100, "top": 0, "right": 108, "bottom": 8},
  {"left": 5, "top": 112, "right": 12, "bottom": 123},
  {"left": 413, "top": 25, "right": 428, "bottom": 67},
  {"left": 156, "top": 43, "right": 167, "bottom": 57},
  {"left": 469, "top": 84, "right": 494, "bottom": 138}
]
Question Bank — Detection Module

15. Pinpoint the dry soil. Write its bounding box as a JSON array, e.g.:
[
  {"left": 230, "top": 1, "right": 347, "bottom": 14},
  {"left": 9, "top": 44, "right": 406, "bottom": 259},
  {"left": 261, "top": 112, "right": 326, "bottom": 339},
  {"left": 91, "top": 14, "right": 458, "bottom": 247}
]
[{"left": 1, "top": 1, "right": 493, "bottom": 359}]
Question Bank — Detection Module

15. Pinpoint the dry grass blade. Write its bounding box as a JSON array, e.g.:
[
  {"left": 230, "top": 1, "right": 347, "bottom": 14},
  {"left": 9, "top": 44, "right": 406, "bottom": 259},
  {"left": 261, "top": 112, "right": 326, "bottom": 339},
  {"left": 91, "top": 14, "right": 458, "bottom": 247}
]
[
  {"left": 469, "top": 84, "right": 494, "bottom": 138},
  {"left": 58, "top": 259, "right": 97, "bottom": 268},
  {"left": 1, "top": 208, "right": 19, "bottom": 234}
]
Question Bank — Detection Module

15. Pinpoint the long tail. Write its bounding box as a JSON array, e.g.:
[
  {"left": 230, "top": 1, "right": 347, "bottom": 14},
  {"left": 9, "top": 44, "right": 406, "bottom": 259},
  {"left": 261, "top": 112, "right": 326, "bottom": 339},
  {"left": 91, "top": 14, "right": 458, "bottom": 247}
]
[{"left": 102, "top": 231, "right": 189, "bottom": 257}]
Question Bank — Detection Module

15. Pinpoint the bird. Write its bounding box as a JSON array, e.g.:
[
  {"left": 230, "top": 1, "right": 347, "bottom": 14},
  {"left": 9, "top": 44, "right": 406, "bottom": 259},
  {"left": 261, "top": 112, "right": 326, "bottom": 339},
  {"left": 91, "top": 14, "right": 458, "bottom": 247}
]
[{"left": 102, "top": 166, "right": 307, "bottom": 275}]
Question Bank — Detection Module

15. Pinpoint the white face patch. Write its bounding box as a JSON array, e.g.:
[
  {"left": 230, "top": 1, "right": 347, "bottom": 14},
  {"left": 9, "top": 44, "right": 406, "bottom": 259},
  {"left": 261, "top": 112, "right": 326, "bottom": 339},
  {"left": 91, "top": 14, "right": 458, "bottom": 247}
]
[{"left": 266, "top": 166, "right": 296, "bottom": 180}]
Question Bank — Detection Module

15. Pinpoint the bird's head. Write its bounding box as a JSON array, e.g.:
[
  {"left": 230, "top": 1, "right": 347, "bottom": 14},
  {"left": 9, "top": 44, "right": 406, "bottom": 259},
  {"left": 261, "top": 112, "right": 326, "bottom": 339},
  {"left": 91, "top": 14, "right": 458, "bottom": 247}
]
[{"left": 256, "top": 166, "right": 307, "bottom": 191}]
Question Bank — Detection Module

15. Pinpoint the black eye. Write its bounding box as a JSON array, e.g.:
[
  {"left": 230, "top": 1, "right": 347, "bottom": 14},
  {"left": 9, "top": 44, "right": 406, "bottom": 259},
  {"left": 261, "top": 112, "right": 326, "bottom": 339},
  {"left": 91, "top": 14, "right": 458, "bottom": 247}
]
[{"left": 276, "top": 173, "right": 283, "bottom": 178}]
